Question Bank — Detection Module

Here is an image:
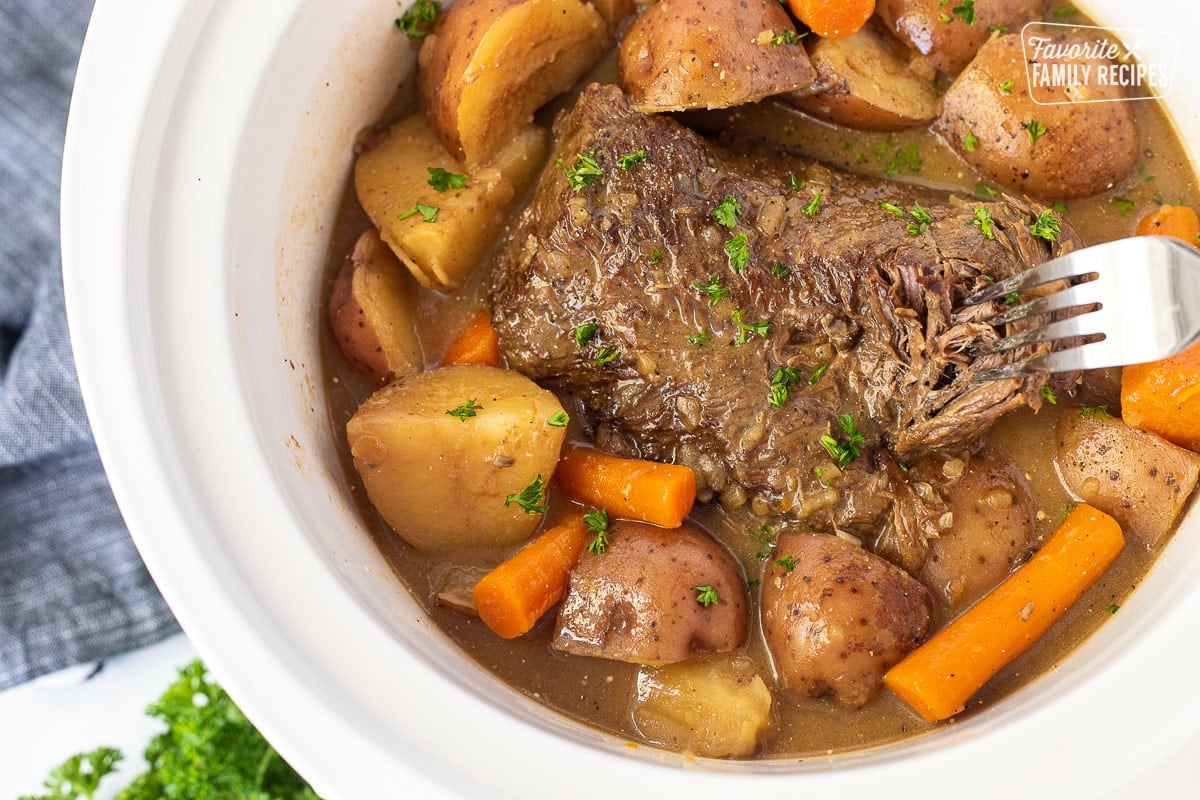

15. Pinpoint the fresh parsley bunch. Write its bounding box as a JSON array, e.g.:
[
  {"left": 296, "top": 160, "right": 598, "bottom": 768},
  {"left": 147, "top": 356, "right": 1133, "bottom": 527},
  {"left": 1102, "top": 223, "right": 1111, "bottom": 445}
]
[{"left": 21, "top": 660, "right": 320, "bottom": 800}]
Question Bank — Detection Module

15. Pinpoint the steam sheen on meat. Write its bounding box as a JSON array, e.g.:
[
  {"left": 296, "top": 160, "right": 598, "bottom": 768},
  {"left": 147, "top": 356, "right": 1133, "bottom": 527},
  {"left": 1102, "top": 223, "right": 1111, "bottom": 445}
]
[{"left": 490, "top": 83, "right": 1075, "bottom": 555}]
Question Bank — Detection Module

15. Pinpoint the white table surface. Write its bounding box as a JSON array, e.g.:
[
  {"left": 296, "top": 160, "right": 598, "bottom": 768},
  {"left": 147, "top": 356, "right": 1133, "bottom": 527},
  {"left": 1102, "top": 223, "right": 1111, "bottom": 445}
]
[{"left": 0, "top": 633, "right": 198, "bottom": 799}]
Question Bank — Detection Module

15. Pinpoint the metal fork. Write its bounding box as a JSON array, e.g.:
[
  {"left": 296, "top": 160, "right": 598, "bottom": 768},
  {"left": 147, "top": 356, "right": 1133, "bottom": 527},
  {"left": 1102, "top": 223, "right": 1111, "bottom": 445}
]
[{"left": 960, "top": 235, "right": 1200, "bottom": 380}]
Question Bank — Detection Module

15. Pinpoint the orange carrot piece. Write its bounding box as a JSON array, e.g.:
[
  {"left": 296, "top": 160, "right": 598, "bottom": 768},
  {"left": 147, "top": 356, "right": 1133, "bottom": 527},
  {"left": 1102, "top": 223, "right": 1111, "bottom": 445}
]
[
  {"left": 883, "top": 504, "right": 1125, "bottom": 722},
  {"left": 473, "top": 512, "right": 590, "bottom": 639},
  {"left": 1121, "top": 341, "right": 1200, "bottom": 451},
  {"left": 1135, "top": 204, "right": 1200, "bottom": 245},
  {"left": 787, "top": 0, "right": 875, "bottom": 39},
  {"left": 441, "top": 310, "right": 501, "bottom": 367},
  {"left": 1120, "top": 206, "right": 1200, "bottom": 450},
  {"left": 554, "top": 444, "right": 696, "bottom": 529}
]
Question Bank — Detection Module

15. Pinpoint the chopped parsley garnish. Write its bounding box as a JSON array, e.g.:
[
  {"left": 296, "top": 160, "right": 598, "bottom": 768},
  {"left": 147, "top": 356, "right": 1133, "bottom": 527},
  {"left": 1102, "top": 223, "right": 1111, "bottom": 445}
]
[
  {"left": 939, "top": 12, "right": 952, "bottom": 22},
  {"left": 999, "top": 78, "right": 1015, "bottom": 94},
  {"left": 547, "top": 410, "right": 569, "bottom": 427},
  {"left": 23, "top": 747, "right": 122, "bottom": 800},
  {"left": 695, "top": 585, "right": 720, "bottom": 606},
  {"left": 972, "top": 207, "right": 996, "bottom": 239},
  {"left": 572, "top": 322, "right": 599, "bottom": 348},
  {"left": 808, "top": 360, "right": 830, "bottom": 385},
  {"left": 584, "top": 508, "right": 610, "bottom": 555},
  {"left": 1104, "top": 602, "right": 1121, "bottom": 614},
  {"left": 397, "top": 202, "right": 439, "bottom": 222},
  {"left": 427, "top": 166, "right": 467, "bottom": 191},
  {"left": 952, "top": 0, "right": 976, "bottom": 24},
  {"left": 505, "top": 475, "right": 548, "bottom": 515},
  {"left": 648, "top": 248, "right": 664, "bottom": 265},
  {"left": 964, "top": 131, "right": 980, "bottom": 153},
  {"left": 687, "top": 329, "right": 713, "bottom": 346},
  {"left": 819, "top": 413, "right": 865, "bottom": 469},
  {"left": 395, "top": 0, "right": 441, "bottom": 38},
  {"left": 748, "top": 522, "right": 777, "bottom": 560},
  {"left": 775, "top": 555, "right": 798, "bottom": 572},
  {"left": 563, "top": 151, "right": 603, "bottom": 190},
  {"left": 1025, "top": 120, "right": 1048, "bottom": 146},
  {"left": 988, "top": 23, "right": 1008, "bottom": 33},
  {"left": 1113, "top": 196, "right": 1135, "bottom": 215},
  {"left": 731, "top": 309, "right": 770, "bottom": 345},
  {"left": 1052, "top": 200, "right": 1069, "bottom": 213},
  {"left": 446, "top": 398, "right": 482, "bottom": 421},
  {"left": 769, "top": 366, "right": 800, "bottom": 408},
  {"left": 712, "top": 194, "right": 743, "bottom": 228},
  {"left": 788, "top": 173, "right": 804, "bottom": 192},
  {"left": 595, "top": 345, "right": 619, "bottom": 365},
  {"left": 813, "top": 466, "right": 830, "bottom": 486},
  {"left": 617, "top": 149, "right": 648, "bottom": 170},
  {"left": 771, "top": 29, "right": 807, "bottom": 45},
  {"left": 802, "top": 191, "right": 823, "bottom": 217},
  {"left": 1041, "top": 385, "right": 1057, "bottom": 404},
  {"left": 725, "top": 233, "right": 750, "bottom": 272},
  {"left": 1080, "top": 404, "right": 1112, "bottom": 420},
  {"left": 881, "top": 201, "right": 905, "bottom": 217},
  {"left": 976, "top": 181, "right": 1000, "bottom": 198},
  {"left": 693, "top": 273, "right": 731, "bottom": 306},
  {"left": 886, "top": 144, "right": 923, "bottom": 177},
  {"left": 906, "top": 202, "right": 933, "bottom": 236},
  {"left": 1029, "top": 209, "right": 1061, "bottom": 242},
  {"left": 772, "top": 261, "right": 791, "bottom": 277},
  {"left": 1003, "top": 292, "right": 1020, "bottom": 305}
]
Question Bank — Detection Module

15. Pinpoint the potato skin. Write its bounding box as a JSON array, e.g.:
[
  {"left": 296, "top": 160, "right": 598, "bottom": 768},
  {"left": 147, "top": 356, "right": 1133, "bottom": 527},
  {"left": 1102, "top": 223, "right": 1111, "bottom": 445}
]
[
  {"left": 761, "top": 532, "right": 932, "bottom": 708},
  {"left": 878, "top": 0, "right": 1048, "bottom": 76},
  {"left": 619, "top": 0, "right": 816, "bottom": 112},
  {"left": 418, "top": 0, "right": 608, "bottom": 167},
  {"left": 933, "top": 33, "right": 1138, "bottom": 200},
  {"left": 327, "top": 229, "right": 424, "bottom": 385},
  {"left": 346, "top": 366, "right": 566, "bottom": 551},
  {"left": 553, "top": 520, "right": 748, "bottom": 664},
  {"left": 919, "top": 449, "right": 1037, "bottom": 611},
  {"left": 1055, "top": 409, "right": 1200, "bottom": 548},
  {"left": 785, "top": 21, "right": 938, "bottom": 131}
]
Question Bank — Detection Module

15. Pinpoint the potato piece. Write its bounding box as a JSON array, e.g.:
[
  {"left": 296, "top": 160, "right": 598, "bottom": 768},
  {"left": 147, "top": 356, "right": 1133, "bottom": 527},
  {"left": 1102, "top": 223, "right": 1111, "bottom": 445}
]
[
  {"left": 919, "top": 449, "right": 1037, "bottom": 611},
  {"left": 553, "top": 520, "right": 748, "bottom": 664},
  {"left": 1055, "top": 408, "right": 1200, "bottom": 548},
  {"left": 932, "top": 33, "right": 1138, "bottom": 200},
  {"left": 346, "top": 366, "right": 567, "bottom": 551},
  {"left": 784, "top": 22, "right": 938, "bottom": 131},
  {"left": 418, "top": 0, "right": 608, "bottom": 167},
  {"left": 633, "top": 656, "right": 772, "bottom": 758},
  {"left": 877, "top": 0, "right": 1048, "bottom": 76},
  {"left": 619, "top": 0, "right": 817, "bottom": 112},
  {"left": 327, "top": 229, "right": 424, "bottom": 385},
  {"left": 761, "top": 532, "right": 932, "bottom": 709},
  {"left": 355, "top": 114, "right": 547, "bottom": 291}
]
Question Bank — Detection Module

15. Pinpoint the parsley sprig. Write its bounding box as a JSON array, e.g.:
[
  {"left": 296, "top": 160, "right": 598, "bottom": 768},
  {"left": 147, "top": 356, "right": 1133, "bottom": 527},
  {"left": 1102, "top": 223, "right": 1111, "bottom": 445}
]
[
  {"left": 505, "top": 475, "right": 548, "bottom": 515},
  {"left": 446, "top": 399, "right": 482, "bottom": 421},
  {"left": 725, "top": 233, "right": 750, "bottom": 272},
  {"left": 1029, "top": 209, "right": 1061, "bottom": 242},
  {"left": 731, "top": 309, "right": 770, "bottom": 345},
  {"left": 769, "top": 366, "right": 800, "bottom": 408},
  {"left": 395, "top": 0, "right": 441, "bottom": 38},
  {"left": 427, "top": 166, "right": 467, "bottom": 191},
  {"left": 563, "top": 151, "right": 603, "bottom": 190},
  {"left": 819, "top": 413, "right": 865, "bottom": 469},
  {"left": 397, "top": 202, "right": 439, "bottom": 222},
  {"left": 712, "top": 194, "right": 742, "bottom": 228},
  {"left": 695, "top": 585, "right": 720, "bottom": 606},
  {"left": 584, "top": 508, "right": 610, "bottom": 555},
  {"left": 693, "top": 274, "right": 731, "bottom": 306}
]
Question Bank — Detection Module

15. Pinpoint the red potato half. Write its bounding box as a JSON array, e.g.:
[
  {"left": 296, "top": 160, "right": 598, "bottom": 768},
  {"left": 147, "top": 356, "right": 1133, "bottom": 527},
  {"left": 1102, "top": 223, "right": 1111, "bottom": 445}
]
[
  {"left": 933, "top": 33, "right": 1138, "bottom": 200},
  {"left": 418, "top": 0, "right": 609, "bottom": 168},
  {"left": 784, "top": 20, "right": 938, "bottom": 131},
  {"left": 619, "top": 0, "right": 816, "bottom": 112},
  {"left": 877, "top": 0, "right": 1049, "bottom": 76}
]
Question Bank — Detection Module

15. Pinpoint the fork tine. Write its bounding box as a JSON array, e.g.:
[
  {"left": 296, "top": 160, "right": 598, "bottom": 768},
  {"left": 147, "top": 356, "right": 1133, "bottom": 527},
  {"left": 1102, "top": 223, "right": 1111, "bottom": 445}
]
[
  {"left": 989, "top": 313, "right": 1105, "bottom": 353},
  {"left": 981, "top": 277, "right": 1105, "bottom": 327},
  {"left": 961, "top": 252, "right": 1094, "bottom": 306}
]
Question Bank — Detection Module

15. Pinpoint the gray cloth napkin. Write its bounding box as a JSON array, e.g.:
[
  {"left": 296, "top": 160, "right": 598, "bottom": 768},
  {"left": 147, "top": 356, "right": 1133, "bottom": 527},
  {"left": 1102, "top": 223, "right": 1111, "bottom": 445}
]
[{"left": 0, "top": 0, "right": 178, "bottom": 690}]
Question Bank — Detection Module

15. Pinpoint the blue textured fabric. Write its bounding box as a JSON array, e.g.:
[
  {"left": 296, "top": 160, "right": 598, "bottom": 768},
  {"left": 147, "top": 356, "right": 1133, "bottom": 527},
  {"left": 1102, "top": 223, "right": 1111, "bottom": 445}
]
[{"left": 0, "top": 0, "right": 178, "bottom": 689}]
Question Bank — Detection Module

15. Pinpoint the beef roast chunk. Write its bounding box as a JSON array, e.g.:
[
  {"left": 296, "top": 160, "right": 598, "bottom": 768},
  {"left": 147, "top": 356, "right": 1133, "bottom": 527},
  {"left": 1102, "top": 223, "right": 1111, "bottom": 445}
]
[
  {"left": 761, "top": 532, "right": 932, "bottom": 708},
  {"left": 553, "top": 520, "right": 747, "bottom": 664},
  {"left": 490, "top": 83, "right": 1076, "bottom": 546}
]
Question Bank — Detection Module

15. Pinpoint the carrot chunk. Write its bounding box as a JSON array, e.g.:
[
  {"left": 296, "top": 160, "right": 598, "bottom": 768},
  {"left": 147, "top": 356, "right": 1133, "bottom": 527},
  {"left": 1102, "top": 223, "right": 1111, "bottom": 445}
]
[
  {"left": 441, "top": 310, "right": 502, "bottom": 367},
  {"left": 554, "top": 444, "right": 696, "bottom": 529},
  {"left": 1121, "top": 341, "right": 1200, "bottom": 451},
  {"left": 1134, "top": 204, "right": 1200, "bottom": 245},
  {"left": 473, "top": 512, "right": 590, "bottom": 639},
  {"left": 883, "top": 504, "right": 1125, "bottom": 722},
  {"left": 787, "top": 0, "right": 874, "bottom": 39}
]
